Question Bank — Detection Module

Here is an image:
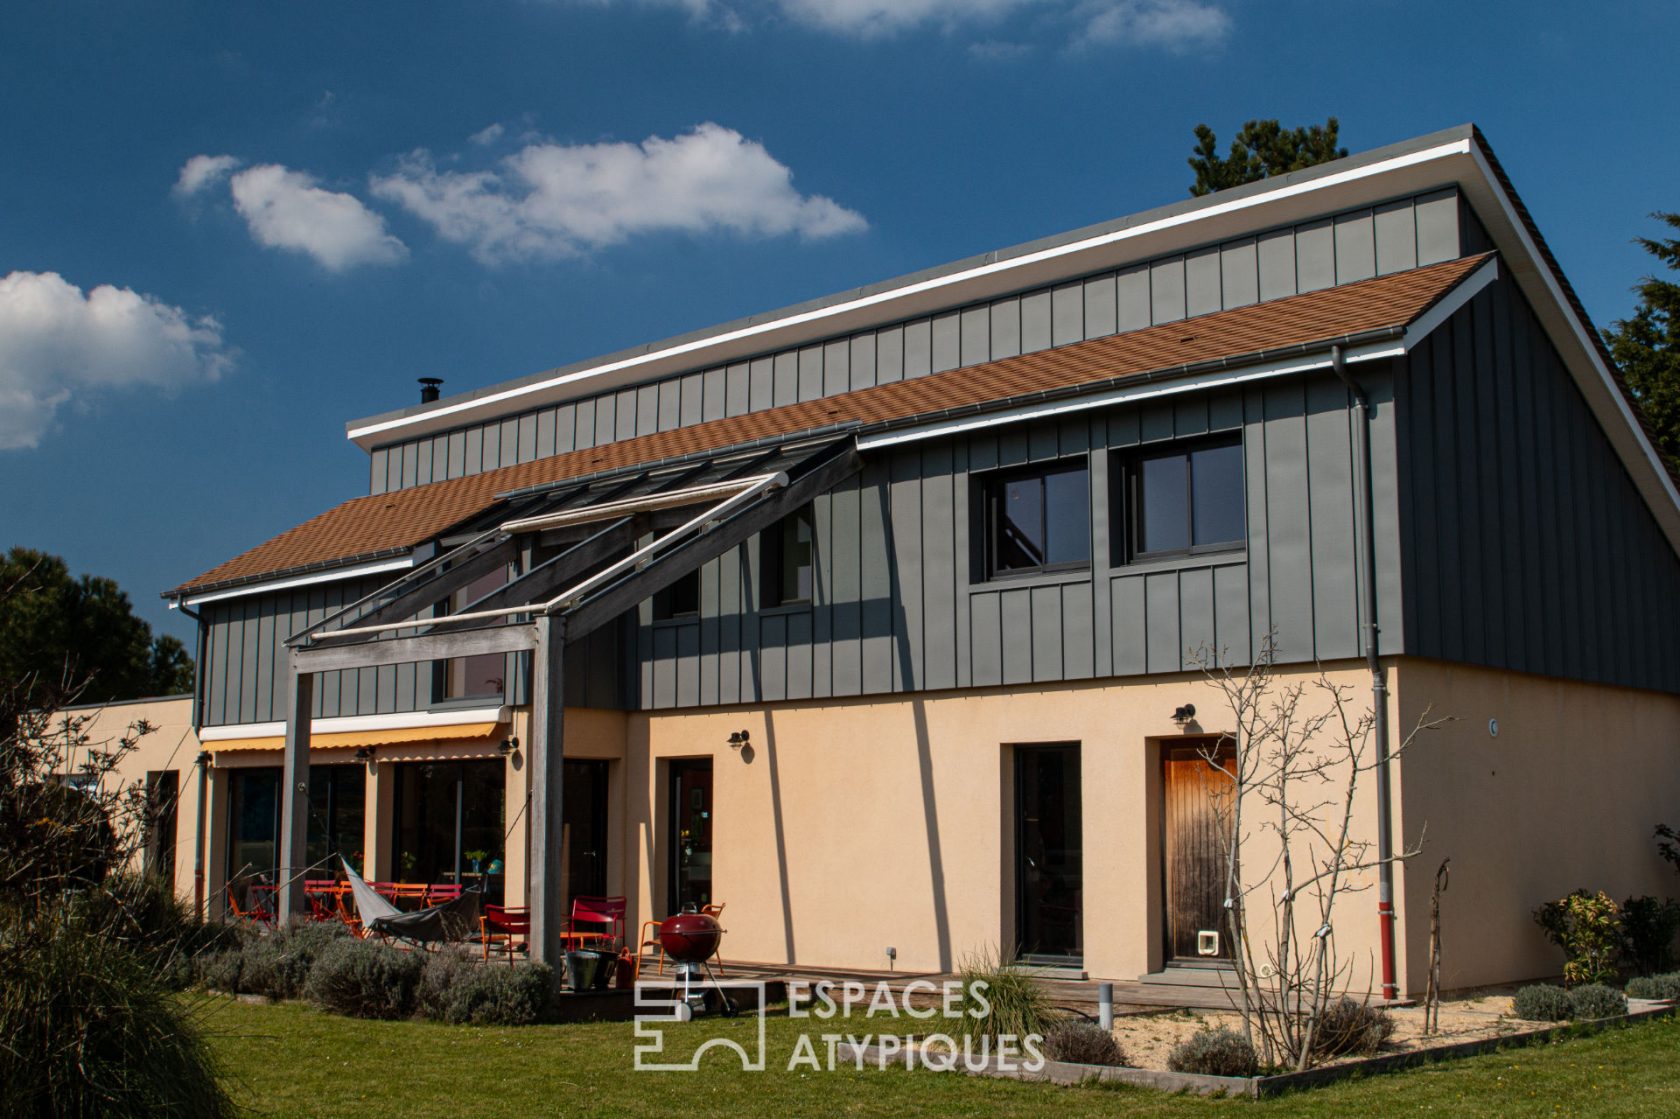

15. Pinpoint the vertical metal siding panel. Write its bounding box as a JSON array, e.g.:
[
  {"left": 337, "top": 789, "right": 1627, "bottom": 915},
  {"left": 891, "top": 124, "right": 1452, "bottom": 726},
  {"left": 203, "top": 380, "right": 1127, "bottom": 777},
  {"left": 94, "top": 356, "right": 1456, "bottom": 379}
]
[
  {"left": 433, "top": 434, "right": 450, "bottom": 476},
  {"left": 750, "top": 357, "right": 775, "bottom": 411},
  {"left": 890, "top": 450, "right": 924, "bottom": 689},
  {"left": 553, "top": 408, "right": 575, "bottom": 455},
  {"left": 1451, "top": 309, "right": 1488, "bottom": 662},
  {"left": 931, "top": 312, "right": 960, "bottom": 373},
  {"left": 1174, "top": 395, "right": 1209, "bottom": 438},
  {"left": 370, "top": 449, "right": 388, "bottom": 494},
  {"left": 1051, "top": 283, "right": 1083, "bottom": 347},
  {"left": 718, "top": 545, "right": 742, "bottom": 704},
  {"left": 386, "top": 447, "right": 401, "bottom": 492},
  {"left": 990, "top": 298, "right": 1021, "bottom": 359},
  {"left": 677, "top": 624, "right": 701, "bottom": 707},
  {"left": 1471, "top": 293, "right": 1505, "bottom": 667},
  {"left": 831, "top": 478, "right": 862, "bottom": 696},
  {"left": 1117, "top": 265, "right": 1151, "bottom": 332},
  {"left": 1220, "top": 238, "right": 1259, "bottom": 308},
  {"left": 658, "top": 380, "right": 681, "bottom": 432},
  {"left": 850, "top": 334, "right": 877, "bottom": 390},
  {"left": 1111, "top": 575, "right": 1146, "bottom": 674},
  {"left": 860, "top": 461, "right": 895, "bottom": 693},
  {"left": 680, "top": 373, "right": 705, "bottom": 428},
  {"left": 486, "top": 421, "right": 506, "bottom": 470},
  {"left": 698, "top": 555, "right": 720, "bottom": 706},
  {"left": 1213, "top": 563, "right": 1250, "bottom": 665},
  {"left": 1257, "top": 229, "right": 1298, "bottom": 301},
  {"left": 703, "top": 368, "right": 727, "bottom": 422},
  {"left": 1366, "top": 373, "right": 1405, "bottom": 657},
  {"left": 1030, "top": 585, "right": 1062, "bottom": 681},
  {"left": 824, "top": 340, "right": 850, "bottom": 397},
  {"left": 376, "top": 660, "right": 396, "bottom": 715},
  {"left": 636, "top": 614, "right": 653, "bottom": 711},
  {"left": 1333, "top": 210, "right": 1377, "bottom": 284},
  {"left": 1209, "top": 390, "right": 1243, "bottom": 432},
  {"left": 205, "top": 609, "right": 226, "bottom": 725},
  {"left": 876, "top": 326, "right": 904, "bottom": 384},
  {"left": 1414, "top": 189, "right": 1460, "bottom": 266},
  {"left": 1062, "top": 582, "right": 1094, "bottom": 679},
  {"left": 1151, "top": 256, "right": 1186, "bottom": 323},
  {"left": 1141, "top": 402, "right": 1174, "bottom": 444},
  {"left": 1242, "top": 390, "right": 1271, "bottom": 661},
  {"left": 1020, "top": 291, "right": 1051, "bottom": 353},
  {"left": 1408, "top": 339, "right": 1442, "bottom": 658},
  {"left": 593, "top": 395, "right": 616, "bottom": 447},
  {"left": 1490, "top": 283, "right": 1526, "bottom": 670},
  {"left": 1432, "top": 329, "right": 1465, "bottom": 660},
  {"left": 1374, "top": 199, "right": 1418, "bottom": 276},
  {"left": 970, "top": 592, "right": 1002, "bottom": 686},
  {"left": 810, "top": 495, "right": 832, "bottom": 699},
  {"left": 1296, "top": 219, "right": 1335, "bottom": 293},
  {"left": 798, "top": 346, "right": 823, "bottom": 402},
  {"left": 1083, "top": 274, "right": 1117, "bottom": 340},
  {"left": 1144, "top": 572, "right": 1181, "bottom": 673},
  {"left": 961, "top": 306, "right": 990, "bottom": 365},
  {"left": 1089, "top": 433, "right": 1112, "bottom": 678},
  {"left": 535, "top": 409, "right": 556, "bottom": 458},
  {"left": 1179, "top": 566, "right": 1215, "bottom": 667},
  {"left": 1000, "top": 589, "right": 1033, "bottom": 685},
  {"left": 517, "top": 414, "right": 537, "bottom": 462},
  {"left": 903, "top": 320, "right": 932, "bottom": 379},
  {"left": 1185, "top": 248, "right": 1221, "bottom": 318},
  {"left": 400, "top": 442, "right": 418, "bottom": 488},
  {"left": 921, "top": 444, "right": 956, "bottom": 691},
  {"left": 628, "top": 388, "right": 651, "bottom": 440},
  {"left": 1109, "top": 403, "right": 1142, "bottom": 449},
  {"left": 1263, "top": 383, "right": 1314, "bottom": 662},
  {"left": 416, "top": 440, "right": 434, "bottom": 486},
  {"left": 574, "top": 398, "right": 597, "bottom": 450},
  {"left": 773, "top": 352, "right": 799, "bottom": 406},
  {"left": 953, "top": 443, "right": 972, "bottom": 687},
  {"left": 1305, "top": 378, "right": 1359, "bottom": 660},
  {"left": 652, "top": 627, "right": 677, "bottom": 709},
  {"left": 727, "top": 362, "right": 752, "bottom": 415},
  {"left": 253, "top": 597, "right": 275, "bottom": 723},
  {"left": 1028, "top": 420, "right": 1059, "bottom": 463},
  {"left": 239, "top": 600, "right": 259, "bottom": 723},
  {"left": 1549, "top": 344, "right": 1584, "bottom": 680}
]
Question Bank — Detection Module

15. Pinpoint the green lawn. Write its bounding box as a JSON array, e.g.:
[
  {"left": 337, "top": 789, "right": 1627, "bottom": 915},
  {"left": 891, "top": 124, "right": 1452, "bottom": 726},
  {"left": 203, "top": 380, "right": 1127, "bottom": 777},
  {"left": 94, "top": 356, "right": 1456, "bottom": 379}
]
[{"left": 203, "top": 997, "right": 1680, "bottom": 1118}]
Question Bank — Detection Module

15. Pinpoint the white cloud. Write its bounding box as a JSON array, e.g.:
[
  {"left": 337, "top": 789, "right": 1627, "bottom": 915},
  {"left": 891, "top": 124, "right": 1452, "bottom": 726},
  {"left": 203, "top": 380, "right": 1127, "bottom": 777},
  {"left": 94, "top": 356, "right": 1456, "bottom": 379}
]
[
  {"left": 371, "top": 122, "right": 867, "bottom": 264},
  {"left": 1077, "top": 0, "right": 1230, "bottom": 49},
  {"left": 469, "top": 122, "right": 506, "bottom": 146},
  {"left": 226, "top": 164, "right": 408, "bottom": 271},
  {"left": 174, "top": 153, "right": 241, "bottom": 198},
  {"left": 0, "top": 271, "right": 232, "bottom": 451},
  {"left": 776, "top": 0, "right": 1030, "bottom": 36}
]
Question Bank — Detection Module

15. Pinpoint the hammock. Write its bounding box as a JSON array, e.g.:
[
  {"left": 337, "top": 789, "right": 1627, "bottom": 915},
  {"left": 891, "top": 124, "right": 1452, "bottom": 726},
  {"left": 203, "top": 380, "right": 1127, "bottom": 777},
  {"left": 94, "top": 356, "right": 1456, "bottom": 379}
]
[{"left": 342, "top": 858, "right": 483, "bottom": 944}]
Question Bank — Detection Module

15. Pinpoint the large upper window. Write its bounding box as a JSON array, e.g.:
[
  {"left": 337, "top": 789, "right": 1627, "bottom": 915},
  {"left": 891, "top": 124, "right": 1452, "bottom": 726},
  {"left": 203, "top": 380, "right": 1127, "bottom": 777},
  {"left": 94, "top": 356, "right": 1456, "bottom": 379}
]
[
  {"left": 1122, "top": 438, "right": 1244, "bottom": 561},
  {"left": 983, "top": 459, "right": 1090, "bottom": 578},
  {"left": 761, "top": 505, "right": 815, "bottom": 608}
]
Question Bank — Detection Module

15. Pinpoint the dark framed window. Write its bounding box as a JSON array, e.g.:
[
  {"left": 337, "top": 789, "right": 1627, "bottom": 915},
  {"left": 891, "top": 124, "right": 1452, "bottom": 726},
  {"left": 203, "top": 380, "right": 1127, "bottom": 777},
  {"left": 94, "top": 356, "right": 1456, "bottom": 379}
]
[
  {"left": 652, "top": 570, "right": 701, "bottom": 621},
  {"left": 761, "top": 505, "right": 815, "bottom": 608},
  {"left": 1119, "top": 437, "right": 1245, "bottom": 562},
  {"left": 982, "top": 459, "right": 1091, "bottom": 579}
]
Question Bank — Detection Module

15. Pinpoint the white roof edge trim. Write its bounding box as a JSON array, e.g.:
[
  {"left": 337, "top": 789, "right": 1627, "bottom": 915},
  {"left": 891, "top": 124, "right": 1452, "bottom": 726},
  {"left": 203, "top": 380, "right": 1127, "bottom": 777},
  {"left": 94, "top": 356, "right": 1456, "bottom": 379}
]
[
  {"left": 176, "top": 555, "right": 416, "bottom": 607},
  {"left": 349, "top": 139, "right": 1475, "bottom": 444},
  {"left": 199, "top": 705, "right": 509, "bottom": 742},
  {"left": 1465, "top": 145, "right": 1680, "bottom": 527},
  {"left": 1402, "top": 256, "right": 1500, "bottom": 347},
  {"left": 855, "top": 339, "right": 1403, "bottom": 452}
]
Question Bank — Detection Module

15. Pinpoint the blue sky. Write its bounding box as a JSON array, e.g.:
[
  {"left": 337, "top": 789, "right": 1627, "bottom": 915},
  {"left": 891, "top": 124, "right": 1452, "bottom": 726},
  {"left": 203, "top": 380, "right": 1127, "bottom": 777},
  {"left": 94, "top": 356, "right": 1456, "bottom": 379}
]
[{"left": 3, "top": 1, "right": 1677, "bottom": 644}]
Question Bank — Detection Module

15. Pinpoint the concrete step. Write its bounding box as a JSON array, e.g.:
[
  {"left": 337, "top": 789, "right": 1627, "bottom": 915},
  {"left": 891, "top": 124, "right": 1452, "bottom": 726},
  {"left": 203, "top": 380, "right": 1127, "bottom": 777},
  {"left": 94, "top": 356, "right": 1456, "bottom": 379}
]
[{"left": 1137, "top": 967, "right": 1241, "bottom": 989}]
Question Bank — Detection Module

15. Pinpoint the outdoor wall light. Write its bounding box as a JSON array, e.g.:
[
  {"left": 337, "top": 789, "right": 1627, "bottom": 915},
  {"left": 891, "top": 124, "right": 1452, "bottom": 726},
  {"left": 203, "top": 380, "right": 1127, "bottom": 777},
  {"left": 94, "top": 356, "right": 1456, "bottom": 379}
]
[
  {"left": 354, "top": 746, "right": 376, "bottom": 764},
  {"left": 499, "top": 736, "right": 519, "bottom": 757},
  {"left": 1172, "top": 704, "right": 1196, "bottom": 726},
  {"left": 194, "top": 750, "right": 211, "bottom": 768},
  {"left": 727, "top": 730, "right": 751, "bottom": 750}
]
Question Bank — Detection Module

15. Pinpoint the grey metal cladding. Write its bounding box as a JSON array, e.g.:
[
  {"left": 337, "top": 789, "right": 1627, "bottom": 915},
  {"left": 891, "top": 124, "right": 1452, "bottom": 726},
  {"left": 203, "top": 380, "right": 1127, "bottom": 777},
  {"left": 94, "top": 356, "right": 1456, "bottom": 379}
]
[
  {"left": 369, "top": 190, "right": 1464, "bottom": 493},
  {"left": 1394, "top": 273, "right": 1680, "bottom": 694}
]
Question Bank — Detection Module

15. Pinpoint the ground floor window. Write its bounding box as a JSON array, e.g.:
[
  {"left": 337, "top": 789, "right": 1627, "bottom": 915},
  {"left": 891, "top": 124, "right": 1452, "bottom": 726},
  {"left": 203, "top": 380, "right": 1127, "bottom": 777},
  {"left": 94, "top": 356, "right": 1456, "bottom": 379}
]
[
  {"left": 226, "top": 767, "right": 281, "bottom": 891},
  {"left": 562, "top": 759, "right": 610, "bottom": 907},
  {"left": 667, "top": 759, "right": 713, "bottom": 914},
  {"left": 391, "top": 760, "right": 505, "bottom": 903},
  {"left": 226, "top": 764, "right": 367, "bottom": 901},
  {"left": 1015, "top": 742, "right": 1083, "bottom": 964},
  {"left": 144, "top": 770, "right": 179, "bottom": 891},
  {"left": 306, "top": 764, "right": 366, "bottom": 874}
]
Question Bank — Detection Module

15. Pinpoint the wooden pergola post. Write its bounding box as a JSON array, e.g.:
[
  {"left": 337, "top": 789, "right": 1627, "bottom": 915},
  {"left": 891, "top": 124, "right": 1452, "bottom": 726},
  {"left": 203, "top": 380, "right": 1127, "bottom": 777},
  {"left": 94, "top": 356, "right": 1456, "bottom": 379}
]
[
  {"left": 526, "top": 613, "right": 567, "bottom": 968},
  {"left": 277, "top": 660, "right": 313, "bottom": 925}
]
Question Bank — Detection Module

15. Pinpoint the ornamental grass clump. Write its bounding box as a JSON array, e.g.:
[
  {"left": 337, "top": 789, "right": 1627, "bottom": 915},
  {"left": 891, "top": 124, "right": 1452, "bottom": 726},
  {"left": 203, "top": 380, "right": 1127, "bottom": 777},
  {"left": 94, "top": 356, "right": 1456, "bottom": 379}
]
[
  {"left": 1309, "top": 997, "right": 1396, "bottom": 1058},
  {"left": 1166, "top": 1026, "right": 1259, "bottom": 1077},
  {"left": 1511, "top": 984, "right": 1573, "bottom": 1022},
  {"left": 1567, "top": 983, "right": 1628, "bottom": 1021},
  {"left": 304, "top": 936, "right": 424, "bottom": 1019},
  {"left": 954, "top": 947, "right": 1054, "bottom": 1042},
  {"left": 1042, "top": 1020, "right": 1128, "bottom": 1066}
]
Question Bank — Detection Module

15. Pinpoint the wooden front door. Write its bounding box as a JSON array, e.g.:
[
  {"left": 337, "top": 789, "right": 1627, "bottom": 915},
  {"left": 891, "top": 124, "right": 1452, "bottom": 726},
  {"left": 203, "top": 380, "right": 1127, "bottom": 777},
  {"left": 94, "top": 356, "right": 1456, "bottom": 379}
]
[{"left": 1162, "top": 739, "right": 1235, "bottom": 963}]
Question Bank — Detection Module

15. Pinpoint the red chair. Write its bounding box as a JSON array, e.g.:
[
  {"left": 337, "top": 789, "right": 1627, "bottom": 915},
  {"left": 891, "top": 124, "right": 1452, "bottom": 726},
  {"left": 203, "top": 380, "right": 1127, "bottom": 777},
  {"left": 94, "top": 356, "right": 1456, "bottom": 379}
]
[
  {"left": 481, "top": 904, "right": 530, "bottom": 966},
  {"left": 227, "top": 882, "right": 274, "bottom": 925},
  {"left": 303, "top": 879, "right": 339, "bottom": 922},
  {"left": 563, "top": 896, "right": 627, "bottom": 951}
]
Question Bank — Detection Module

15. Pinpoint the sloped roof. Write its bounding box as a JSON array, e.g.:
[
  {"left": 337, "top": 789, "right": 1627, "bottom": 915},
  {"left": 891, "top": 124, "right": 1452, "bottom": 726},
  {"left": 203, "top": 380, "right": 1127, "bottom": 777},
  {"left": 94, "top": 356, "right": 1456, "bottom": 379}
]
[{"left": 169, "top": 254, "right": 1488, "bottom": 597}]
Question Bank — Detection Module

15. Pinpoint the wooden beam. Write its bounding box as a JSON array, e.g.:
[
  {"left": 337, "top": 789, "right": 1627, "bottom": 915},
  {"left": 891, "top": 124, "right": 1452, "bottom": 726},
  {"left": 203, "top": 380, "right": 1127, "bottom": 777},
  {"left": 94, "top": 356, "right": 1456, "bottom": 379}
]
[
  {"left": 526, "top": 613, "right": 566, "bottom": 969},
  {"left": 315, "top": 537, "right": 517, "bottom": 638},
  {"left": 277, "top": 669, "right": 313, "bottom": 925},
  {"left": 294, "top": 624, "right": 536, "bottom": 673},
  {"left": 563, "top": 444, "right": 862, "bottom": 640},
  {"left": 467, "top": 517, "right": 636, "bottom": 614}
]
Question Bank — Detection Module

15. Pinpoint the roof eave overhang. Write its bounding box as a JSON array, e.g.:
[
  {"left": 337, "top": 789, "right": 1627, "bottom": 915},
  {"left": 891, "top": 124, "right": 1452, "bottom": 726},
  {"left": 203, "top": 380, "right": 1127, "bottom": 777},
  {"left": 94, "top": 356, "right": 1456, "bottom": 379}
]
[
  {"left": 344, "top": 127, "right": 1483, "bottom": 451},
  {"left": 166, "top": 550, "right": 419, "bottom": 608}
]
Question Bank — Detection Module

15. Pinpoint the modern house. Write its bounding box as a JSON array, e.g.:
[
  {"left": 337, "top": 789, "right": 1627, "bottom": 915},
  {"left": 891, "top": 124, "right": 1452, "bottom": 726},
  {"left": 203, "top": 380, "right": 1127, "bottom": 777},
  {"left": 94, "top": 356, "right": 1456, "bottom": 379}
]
[{"left": 158, "top": 125, "right": 1680, "bottom": 997}]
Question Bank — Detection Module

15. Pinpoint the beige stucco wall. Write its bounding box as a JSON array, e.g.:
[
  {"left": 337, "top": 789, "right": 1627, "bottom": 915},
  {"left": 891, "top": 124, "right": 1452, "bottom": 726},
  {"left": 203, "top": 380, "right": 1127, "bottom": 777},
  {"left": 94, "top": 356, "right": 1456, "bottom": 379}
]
[
  {"left": 1393, "top": 659, "right": 1680, "bottom": 992},
  {"left": 620, "top": 664, "right": 1394, "bottom": 986}
]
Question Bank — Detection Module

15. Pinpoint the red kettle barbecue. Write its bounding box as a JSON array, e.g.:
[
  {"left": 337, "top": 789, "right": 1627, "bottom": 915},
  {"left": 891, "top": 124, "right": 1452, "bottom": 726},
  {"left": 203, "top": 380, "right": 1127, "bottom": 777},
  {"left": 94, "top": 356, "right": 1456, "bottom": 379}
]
[{"left": 658, "top": 908, "right": 734, "bottom": 1018}]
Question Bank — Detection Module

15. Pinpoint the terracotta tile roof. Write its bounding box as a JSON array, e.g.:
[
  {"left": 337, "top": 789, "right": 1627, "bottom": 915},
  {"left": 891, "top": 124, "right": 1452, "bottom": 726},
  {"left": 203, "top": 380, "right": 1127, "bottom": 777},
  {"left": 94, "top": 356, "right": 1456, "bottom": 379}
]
[{"left": 169, "top": 254, "right": 1488, "bottom": 596}]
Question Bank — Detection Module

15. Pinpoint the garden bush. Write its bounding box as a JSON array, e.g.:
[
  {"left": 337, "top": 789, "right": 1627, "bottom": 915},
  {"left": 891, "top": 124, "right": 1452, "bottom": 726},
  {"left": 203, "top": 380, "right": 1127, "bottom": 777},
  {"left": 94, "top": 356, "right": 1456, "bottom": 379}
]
[
  {"left": 1166, "top": 1026, "right": 1258, "bottom": 1077},
  {"left": 416, "top": 955, "right": 554, "bottom": 1025},
  {"left": 1042, "top": 1019, "right": 1128, "bottom": 1066},
  {"left": 1620, "top": 896, "right": 1680, "bottom": 976},
  {"left": 954, "top": 947, "right": 1054, "bottom": 1041},
  {"left": 239, "top": 921, "right": 351, "bottom": 1000},
  {"left": 304, "top": 936, "right": 424, "bottom": 1019},
  {"left": 1511, "top": 984, "right": 1572, "bottom": 1022},
  {"left": 1533, "top": 890, "right": 1622, "bottom": 986},
  {"left": 1625, "top": 971, "right": 1680, "bottom": 1000},
  {"left": 1567, "top": 983, "right": 1629, "bottom": 1021},
  {"left": 1309, "top": 997, "right": 1395, "bottom": 1058}
]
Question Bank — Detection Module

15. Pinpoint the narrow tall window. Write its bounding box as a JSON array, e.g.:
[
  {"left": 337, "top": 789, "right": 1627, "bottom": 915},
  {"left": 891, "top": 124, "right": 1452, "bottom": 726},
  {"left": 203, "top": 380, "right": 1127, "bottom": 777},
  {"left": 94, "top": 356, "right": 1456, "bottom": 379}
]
[
  {"left": 652, "top": 570, "right": 701, "bottom": 620},
  {"left": 761, "top": 505, "right": 815, "bottom": 608},
  {"left": 1123, "top": 437, "right": 1244, "bottom": 561},
  {"left": 983, "top": 459, "right": 1090, "bottom": 578}
]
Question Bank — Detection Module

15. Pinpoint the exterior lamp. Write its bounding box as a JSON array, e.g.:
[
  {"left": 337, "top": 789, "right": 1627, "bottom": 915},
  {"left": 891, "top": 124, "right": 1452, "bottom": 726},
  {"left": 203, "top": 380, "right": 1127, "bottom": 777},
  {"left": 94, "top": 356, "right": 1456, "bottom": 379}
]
[
  {"left": 1172, "top": 704, "right": 1196, "bottom": 727},
  {"left": 354, "top": 746, "right": 375, "bottom": 764},
  {"left": 727, "top": 730, "right": 750, "bottom": 750},
  {"left": 499, "top": 736, "right": 519, "bottom": 758}
]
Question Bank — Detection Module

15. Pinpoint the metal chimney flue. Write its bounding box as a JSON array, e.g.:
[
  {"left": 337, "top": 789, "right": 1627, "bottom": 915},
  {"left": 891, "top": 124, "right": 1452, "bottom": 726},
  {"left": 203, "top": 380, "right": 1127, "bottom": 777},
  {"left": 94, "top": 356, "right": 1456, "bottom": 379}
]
[{"left": 418, "top": 377, "right": 443, "bottom": 404}]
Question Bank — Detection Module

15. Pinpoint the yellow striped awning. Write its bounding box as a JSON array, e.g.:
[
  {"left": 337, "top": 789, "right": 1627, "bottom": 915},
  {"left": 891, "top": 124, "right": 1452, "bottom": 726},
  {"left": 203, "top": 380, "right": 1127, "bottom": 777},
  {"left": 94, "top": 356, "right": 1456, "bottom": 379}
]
[{"left": 208, "top": 722, "right": 503, "bottom": 753}]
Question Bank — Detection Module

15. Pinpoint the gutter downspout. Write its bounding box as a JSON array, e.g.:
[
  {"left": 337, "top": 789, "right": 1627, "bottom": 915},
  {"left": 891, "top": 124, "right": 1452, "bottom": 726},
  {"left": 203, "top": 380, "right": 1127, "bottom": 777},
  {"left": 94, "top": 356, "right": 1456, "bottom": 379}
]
[{"left": 1330, "top": 344, "right": 1399, "bottom": 1002}]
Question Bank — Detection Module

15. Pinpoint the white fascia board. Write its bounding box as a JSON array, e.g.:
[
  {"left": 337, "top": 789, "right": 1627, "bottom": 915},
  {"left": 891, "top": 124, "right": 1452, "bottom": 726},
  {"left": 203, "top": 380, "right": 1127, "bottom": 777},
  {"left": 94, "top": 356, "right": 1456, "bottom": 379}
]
[
  {"left": 348, "top": 140, "right": 1474, "bottom": 449},
  {"left": 1402, "top": 255, "right": 1500, "bottom": 348},
  {"left": 174, "top": 555, "right": 415, "bottom": 608},
  {"left": 198, "top": 705, "right": 509, "bottom": 742},
  {"left": 857, "top": 339, "right": 1403, "bottom": 452}
]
